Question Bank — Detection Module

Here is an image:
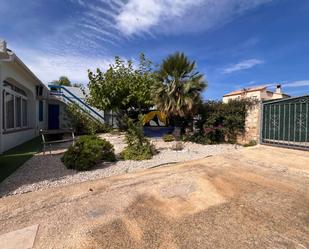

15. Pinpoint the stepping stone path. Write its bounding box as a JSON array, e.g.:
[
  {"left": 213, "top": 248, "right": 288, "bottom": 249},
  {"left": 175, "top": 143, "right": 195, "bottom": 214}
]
[{"left": 0, "top": 225, "right": 39, "bottom": 249}]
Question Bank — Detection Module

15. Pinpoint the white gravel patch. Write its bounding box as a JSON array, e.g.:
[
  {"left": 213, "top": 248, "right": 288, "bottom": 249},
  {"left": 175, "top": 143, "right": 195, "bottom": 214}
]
[{"left": 0, "top": 133, "right": 237, "bottom": 197}]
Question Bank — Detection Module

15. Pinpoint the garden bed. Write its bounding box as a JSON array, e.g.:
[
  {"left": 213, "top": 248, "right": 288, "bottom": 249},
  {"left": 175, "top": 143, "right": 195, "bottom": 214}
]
[{"left": 0, "top": 133, "right": 237, "bottom": 197}]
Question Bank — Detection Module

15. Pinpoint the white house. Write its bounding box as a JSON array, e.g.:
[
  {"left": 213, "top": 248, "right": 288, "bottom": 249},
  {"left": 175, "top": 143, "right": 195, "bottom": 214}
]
[
  {"left": 0, "top": 40, "right": 111, "bottom": 154},
  {"left": 222, "top": 85, "right": 290, "bottom": 103},
  {"left": 0, "top": 40, "right": 49, "bottom": 154}
]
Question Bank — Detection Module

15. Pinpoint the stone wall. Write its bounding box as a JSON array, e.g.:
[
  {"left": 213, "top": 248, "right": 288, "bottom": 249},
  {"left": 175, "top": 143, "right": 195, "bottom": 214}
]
[{"left": 237, "top": 103, "right": 261, "bottom": 144}]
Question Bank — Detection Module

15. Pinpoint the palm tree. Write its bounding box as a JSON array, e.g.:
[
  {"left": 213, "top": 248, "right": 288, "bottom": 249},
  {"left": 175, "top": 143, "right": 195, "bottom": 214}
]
[{"left": 153, "top": 52, "right": 207, "bottom": 130}]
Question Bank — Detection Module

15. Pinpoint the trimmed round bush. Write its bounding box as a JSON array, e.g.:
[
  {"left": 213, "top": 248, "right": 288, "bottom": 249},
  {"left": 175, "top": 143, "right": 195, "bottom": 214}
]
[{"left": 61, "top": 135, "right": 116, "bottom": 171}]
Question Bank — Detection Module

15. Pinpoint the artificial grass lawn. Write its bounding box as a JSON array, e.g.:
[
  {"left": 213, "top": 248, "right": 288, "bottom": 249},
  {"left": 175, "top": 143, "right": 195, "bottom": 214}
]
[{"left": 0, "top": 136, "right": 42, "bottom": 183}]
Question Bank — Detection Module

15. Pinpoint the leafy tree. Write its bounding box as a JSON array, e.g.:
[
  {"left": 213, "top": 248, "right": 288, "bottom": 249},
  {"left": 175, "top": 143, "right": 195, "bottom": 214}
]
[
  {"left": 51, "top": 76, "right": 72, "bottom": 86},
  {"left": 153, "top": 52, "right": 207, "bottom": 128},
  {"left": 86, "top": 54, "right": 155, "bottom": 116}
]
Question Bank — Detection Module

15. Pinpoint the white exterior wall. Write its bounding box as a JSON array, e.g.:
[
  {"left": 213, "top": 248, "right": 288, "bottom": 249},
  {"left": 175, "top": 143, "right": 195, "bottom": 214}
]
[
  {"left": 36, "top": 99, "right": 48, "bottom": 131},
  {"left": 0, "top": 60, "right": 48, "bottom": 153},
  {"left": 260, "top": 90, "right": 272, "bottom": 100},
  {"left": 2, "top": 129, "right": 36, "bottom": 152}
]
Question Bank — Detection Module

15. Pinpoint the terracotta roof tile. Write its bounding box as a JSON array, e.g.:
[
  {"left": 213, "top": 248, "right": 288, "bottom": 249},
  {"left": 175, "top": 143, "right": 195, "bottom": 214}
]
[{"left": 223, "top": 85, "right": 267, "bottom": 97}]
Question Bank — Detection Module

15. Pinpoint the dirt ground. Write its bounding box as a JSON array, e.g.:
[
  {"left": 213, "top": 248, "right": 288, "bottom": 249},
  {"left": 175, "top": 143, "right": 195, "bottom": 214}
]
[{"left": 0, "top": 145, "right": 308, "bottom": 249}]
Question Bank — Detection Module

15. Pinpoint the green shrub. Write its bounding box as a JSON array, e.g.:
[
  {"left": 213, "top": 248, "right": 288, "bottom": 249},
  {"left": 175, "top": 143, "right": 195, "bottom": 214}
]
[
  {"left": 120, "top": 144, "right": 155, "bottom": 160},
  {"left": 243, "top": 140, "right": 257, "bottom": 147},
  {"left": 61, "top": 135, "right": 116, "bottom": 171},
  {"left": 163, "top": 134, "right": 175, "bottom": 142},
  {"left": 121, "top": 119, "right": 156, "bottom": 160},
  {"left": 66, "top": 104, "right": 112, "bottom": 135},
  {"left": 182, "top": 133, "right": 211, "bottom": 145}
]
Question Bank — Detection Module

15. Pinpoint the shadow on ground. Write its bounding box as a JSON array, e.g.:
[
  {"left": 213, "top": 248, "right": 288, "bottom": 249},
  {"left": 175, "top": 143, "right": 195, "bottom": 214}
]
[
  {"left": 88, "top": 180, "right": 309, "bottom": 249},
  {"left": 0, "top": 137, "right": 42, "bottom": 183}
]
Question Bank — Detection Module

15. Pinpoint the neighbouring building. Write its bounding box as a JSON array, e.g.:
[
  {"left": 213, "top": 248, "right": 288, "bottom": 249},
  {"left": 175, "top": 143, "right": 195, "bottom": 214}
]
[
  {"left": 222, "top": 85, "right": 290, "bottom": 144},
  {"left": 222, "top": 85, "right": 290, "bottom": 103}
]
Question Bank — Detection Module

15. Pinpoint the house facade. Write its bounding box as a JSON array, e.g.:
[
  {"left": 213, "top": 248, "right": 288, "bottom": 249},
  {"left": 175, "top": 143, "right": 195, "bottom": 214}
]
[
  {"left": 0, "top": 40, "right": 51, "bottom": 154},
  {"left": 222, "top": 85, "right": 290, "bottom": 103},
  {"left": 0, "top": 40, "right": 110, "bottom": 154}
]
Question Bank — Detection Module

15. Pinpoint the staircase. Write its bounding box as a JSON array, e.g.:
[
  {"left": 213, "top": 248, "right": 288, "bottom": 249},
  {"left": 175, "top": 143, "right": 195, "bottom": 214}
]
[{"left": 48, "top": 85, "right": 108, "bottom": 124}]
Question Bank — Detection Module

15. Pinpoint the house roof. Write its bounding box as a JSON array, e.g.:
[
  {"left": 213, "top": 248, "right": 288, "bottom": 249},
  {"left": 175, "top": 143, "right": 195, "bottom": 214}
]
[
  {"left": 1, "top": 41, "right": 47, "bottom": 89},
  {"left": 223, "top": 86, "right": 267, "bottom": 97}
]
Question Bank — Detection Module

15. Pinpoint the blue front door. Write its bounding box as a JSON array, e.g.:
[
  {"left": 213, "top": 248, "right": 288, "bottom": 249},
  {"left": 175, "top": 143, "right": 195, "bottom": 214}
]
[{"left": 48, "top": 104, "right": 60, "bottom": 129}]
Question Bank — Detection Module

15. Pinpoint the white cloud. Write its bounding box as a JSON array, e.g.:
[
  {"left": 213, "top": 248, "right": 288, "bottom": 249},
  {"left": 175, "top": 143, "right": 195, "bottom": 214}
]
[
  {"left": 2, "top": 0, "right": 274, "bottom": 60},
  {"left": 223, "top": 59, "right": 264, "bottom": 74},
  {"left": 115, "top": 0, "right": 203, "bottom": 35},
  {"left": 70, "top": 0, "right": 272, "bottom": 42},
  {"left": 115, "top": 0, "right": 272, "bottom": 36},
  {"left": 15, "top": 49, "right": 113, "bottom": 84},
  {"left": 283, "top": 80, "right": 309, "bottom": 88}
]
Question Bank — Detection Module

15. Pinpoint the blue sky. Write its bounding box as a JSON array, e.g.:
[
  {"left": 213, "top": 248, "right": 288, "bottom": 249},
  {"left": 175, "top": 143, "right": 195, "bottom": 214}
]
[{"left": 1, "top": 0, "right": 309, "bottom": 99}]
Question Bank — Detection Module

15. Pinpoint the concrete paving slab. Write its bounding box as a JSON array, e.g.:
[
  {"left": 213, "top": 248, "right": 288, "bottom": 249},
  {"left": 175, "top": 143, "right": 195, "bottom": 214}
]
[{"left": 0, "top": 225, "right": 39, "bottom": 249}]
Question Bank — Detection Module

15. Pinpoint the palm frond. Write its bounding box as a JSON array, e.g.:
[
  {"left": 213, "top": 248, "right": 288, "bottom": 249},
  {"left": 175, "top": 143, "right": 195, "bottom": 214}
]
[{"left": 154, "top": 52, "right": 207, "bottom": 118}]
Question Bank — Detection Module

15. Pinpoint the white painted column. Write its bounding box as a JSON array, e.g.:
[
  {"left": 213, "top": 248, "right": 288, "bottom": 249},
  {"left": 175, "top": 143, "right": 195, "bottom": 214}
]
[{"left": 0, "top": 64, "right": 3, "bottom": 154}]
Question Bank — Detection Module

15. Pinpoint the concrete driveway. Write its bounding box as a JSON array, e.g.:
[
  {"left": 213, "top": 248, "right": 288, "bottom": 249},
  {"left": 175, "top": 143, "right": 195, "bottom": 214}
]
[{"left": 0, "top": 145, "right": 308, "bottom": 248}]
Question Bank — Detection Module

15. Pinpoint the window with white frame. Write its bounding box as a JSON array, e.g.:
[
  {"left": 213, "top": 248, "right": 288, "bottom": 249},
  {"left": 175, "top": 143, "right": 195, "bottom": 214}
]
[{"left": 2, "top": 81, "right": 28, "bottom": 131}]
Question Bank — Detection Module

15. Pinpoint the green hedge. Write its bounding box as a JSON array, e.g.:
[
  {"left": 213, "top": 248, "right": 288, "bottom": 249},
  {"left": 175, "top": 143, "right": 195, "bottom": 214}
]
[{"left": 193, "top": 99, "right": 257, "bottom": 144}]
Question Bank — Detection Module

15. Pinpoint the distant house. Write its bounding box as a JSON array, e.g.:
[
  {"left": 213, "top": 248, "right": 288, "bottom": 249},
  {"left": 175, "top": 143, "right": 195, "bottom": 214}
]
[{"left": 222, "top": 85, "right": 290, "bottom": 103}]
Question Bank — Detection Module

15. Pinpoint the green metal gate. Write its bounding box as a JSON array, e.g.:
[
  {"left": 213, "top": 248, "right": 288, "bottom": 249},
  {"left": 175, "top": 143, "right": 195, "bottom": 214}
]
[{"left": 261, "top": 95, "right": 309, "bottom": 150}]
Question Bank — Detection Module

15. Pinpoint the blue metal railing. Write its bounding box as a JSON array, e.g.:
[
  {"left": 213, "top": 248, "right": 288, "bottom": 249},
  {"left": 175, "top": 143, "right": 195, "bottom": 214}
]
[{"left": 48, "top": 85, "right": 105, "bottom": 122}]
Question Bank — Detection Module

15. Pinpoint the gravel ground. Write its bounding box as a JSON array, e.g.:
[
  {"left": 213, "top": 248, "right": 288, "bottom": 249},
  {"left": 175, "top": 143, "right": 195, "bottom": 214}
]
[
  {"left": 0, "top": 146, "right": 308, "bottom": 249},
  {"left": 0, "top": 133, "right": 237, "bottom": 197}
]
